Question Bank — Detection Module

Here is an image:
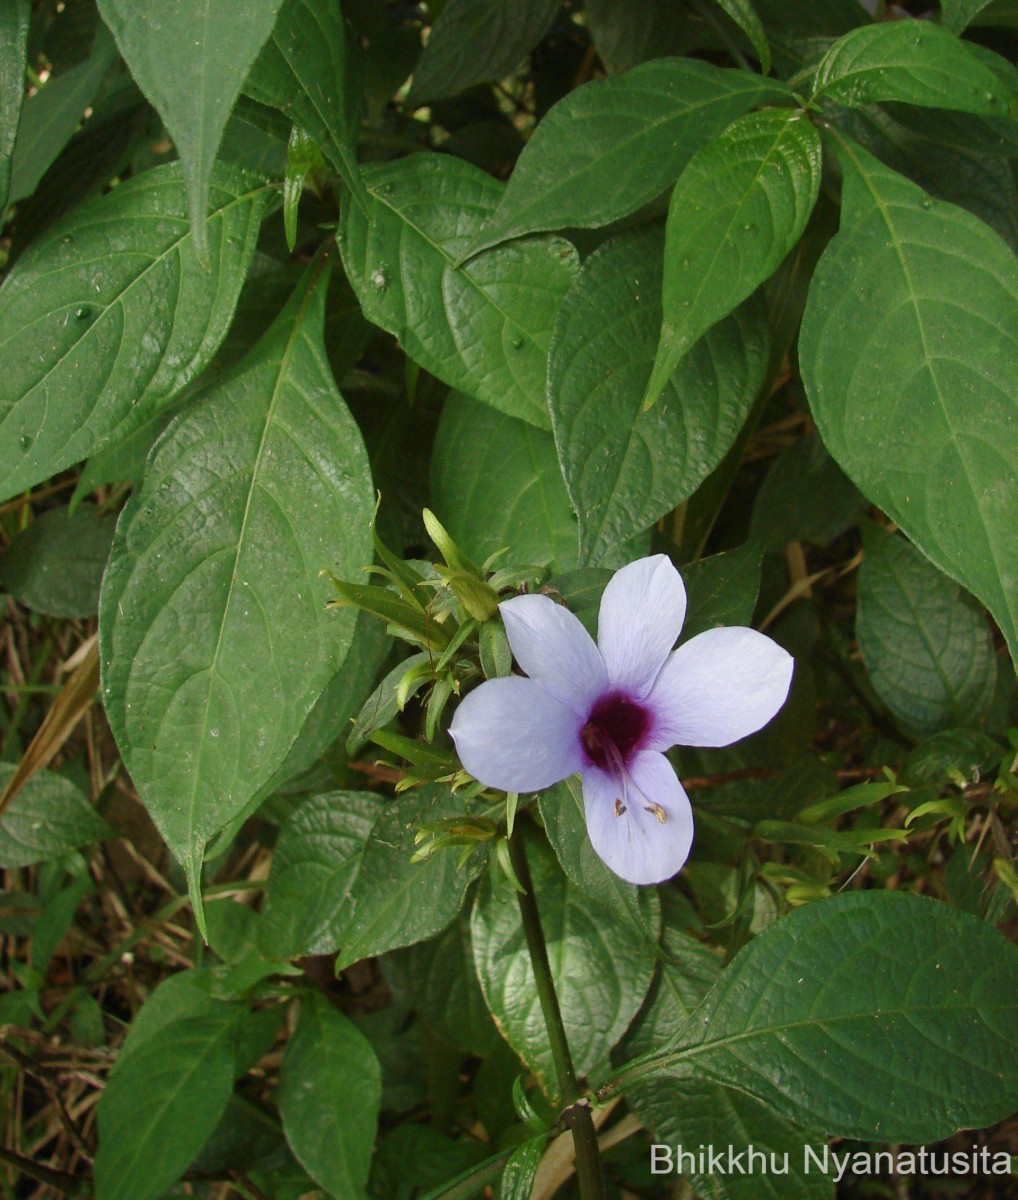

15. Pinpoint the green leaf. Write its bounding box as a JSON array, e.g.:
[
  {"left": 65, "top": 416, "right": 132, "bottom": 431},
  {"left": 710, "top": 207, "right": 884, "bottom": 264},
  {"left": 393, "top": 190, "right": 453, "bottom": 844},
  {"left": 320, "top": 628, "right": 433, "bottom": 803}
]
[
  {"left": 499, "top": 1135, "right": 549, "bottom": 1200},
  {"left": 902, "top": 728, "right": 1004, "bottom": 787},
  {"left": 539, "top": 777, "right": 662, "bottom": 953},
  {"left": 829, "top": 101, "right": 1018, "bottom": 252},
  {"left": 471, "top": 833, "right": 656, "bottom": 1103},
  {"left": 96, "top": 0, "right": 285, "bottom": 258},
  {"left": 253, "top": 611, "right": 389, "bottom": 800},
  {"left": 99, "top": 259, "right": 373, "bottom": 921},
  {"left": 259, "top": 790, "right": 382, "bottom": 958},
  {"left": 857, "top": 524, "right": 997, "bottom": 734},
  {"left": 549, "top": 226, "right": 769, "bottom": 565},
  {"left": 634, "top": 1080, "right": 833, "bottom": 1200},
  {"left": 618, "top": 891, "right": 1018, "bottom": 1142},
  {"left": 30, "top": 856, "right": 94, "bottom": 972},
  {"left": 940, "top": 0, "right": 999, "bottom": 32},
  {"left": 799, "top": 135, "right": 1018, "bottom": 673},
  {"left": 245, "top": 0, "right": 369, "bottom": 215},
  {"left": 335, "top": 785, "right": 484, "bottom": 971},
  {"left": 0, "top": 503, "right": 115, "bottom": 618},
  {"left": 479, "top": 621, "right": 512, "bottom": 679},
  {"left": 407, "top": 0, "right": 560, "bottom": 106},
  {"left": 748, "top": 432, "right": 862, "bottom": 552},
  {"left": 679, "top": 543, "right": 763, "bottom": 640},
  {"left": 328, "top": 580, "right": 448, "bottom": 649},
  {"left": 188, "top": 1094, "right": 287, "bottom": 1179},
  {"left": 0, "top": 0, "right": 29, "bottom": 211},
  {"left": 644, "top": 108, "right": 821, "bottom": 409},
  {"left": 112, "top": 969, "right": 224, "bottom": 1054},
  {"left": 347, "top": 652, "right": 430, "bottom": 756},
  {"left": 584, "top": 0, "right": 699, "bottom": 74},
  {"left": 74, "top": 402, "right": 185, "bottom": 496},
  {"left": 0, "top": 766, "right": 110, "bottom": 869},
  {"left": 373, "top": 1125, "right": 489, "bottom": 1200},
  {"left": 406, "top": 914, "right": 499, "bottom": 1058},
  {"left": 0, "top": 162, "right": 273, "bottom": 503},
  {"left": 94, "top": 1007, "right": 246, "bottom": 1200},
  {"left": 625, "top": 891, "right": 723, "bottom": 1054},
  {"left": 339, "top": 153, "right": 579, "bottom": 430},
  {"left": 465, "top": 60, "right": 792, "bottom": 256},
  {"left": 279, "top": 992, "right": 381, "bottom": 1199},
  {"left": 754, "top": 819, "right": 906, "bottom": 855},
  {"left": 218, "top": 95, "right": 291, "bottom": 179},
  {"left": 810, "top": 19, "right": 1018, "bottom": 117},
  {"left": 713, "top": 0, "right": 772, "bottom": 75},
  {"left": 8, "top": 24, "right": 116, "bottom": 207},
  {"left": 755, "top": 0, "right": 868, "bottom": 36},
  {"left": 431, "top": 391, "right": 579, "bottom": 572}
]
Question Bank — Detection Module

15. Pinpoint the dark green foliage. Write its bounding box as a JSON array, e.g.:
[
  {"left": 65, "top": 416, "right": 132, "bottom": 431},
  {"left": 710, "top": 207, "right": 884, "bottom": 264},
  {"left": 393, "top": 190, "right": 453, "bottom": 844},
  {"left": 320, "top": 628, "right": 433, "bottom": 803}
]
[{"left": 3, "top": 4, "right": 1017, "bottom": 1197}]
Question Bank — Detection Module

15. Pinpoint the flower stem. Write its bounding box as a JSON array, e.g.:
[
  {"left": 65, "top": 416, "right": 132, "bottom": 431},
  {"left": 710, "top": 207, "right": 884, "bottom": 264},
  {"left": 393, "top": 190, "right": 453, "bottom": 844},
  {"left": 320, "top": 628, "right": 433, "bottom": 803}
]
[{"left": 507, "top": 825, "right": 607, "bottom": 1200}]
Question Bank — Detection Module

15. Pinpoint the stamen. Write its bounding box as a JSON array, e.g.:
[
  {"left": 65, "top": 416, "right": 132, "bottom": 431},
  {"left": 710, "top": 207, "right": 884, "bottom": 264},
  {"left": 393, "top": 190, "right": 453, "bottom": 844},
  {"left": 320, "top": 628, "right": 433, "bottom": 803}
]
[{"left": 601, "top": 737, "right": 668, "bottom": 826}]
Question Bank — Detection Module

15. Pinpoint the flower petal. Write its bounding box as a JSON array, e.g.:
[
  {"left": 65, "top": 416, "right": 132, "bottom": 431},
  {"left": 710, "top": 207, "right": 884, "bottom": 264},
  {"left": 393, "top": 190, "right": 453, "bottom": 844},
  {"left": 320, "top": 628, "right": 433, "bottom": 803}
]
[
  {"left": 450, "top": 676, "right": 583, "bottom": 793},
  {"left": 597, "top": 555, "right": 686, "bottom": 697},
  {"left": 646, "top": 626, "right": 793, "bottom": 749},
  {"left": 581, "top": 751, "right": 694, "bottom": 885},
  {"left": 499, "top": 593, "right": 608, "bottom": 716}
]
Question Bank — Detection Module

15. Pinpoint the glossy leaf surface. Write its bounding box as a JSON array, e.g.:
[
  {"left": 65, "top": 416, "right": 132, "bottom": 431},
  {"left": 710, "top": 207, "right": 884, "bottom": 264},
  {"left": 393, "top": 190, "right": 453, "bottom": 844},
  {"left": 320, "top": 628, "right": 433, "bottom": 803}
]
[
  {"left": 550, "top": 226, "right": 769, "bottom": 564},
  {"left": 624, "top": 892, "right": 1018, "bottom": 1142},
  {"left": 8, "top": 25, "right": 116, "bottom": 207},
  {"left": 94, "top": 998, "right": 246, "bottom": 1200},
  {"left": 811, "top": 20, "right": 1018, "bottom": 116},
  {"left": 279, "top": 992, "right": 381, "bottom": 1198},
  {"left": 644, "top": 108, "right": 820, "bottom": 408},
  {"left": 467, "top": 59, "right": 791, "bottom": 255},
  {"left": 340, "top": 154, "right": 578, "bottom": 429},
  {"left": 431, "top": 391, "right": 579, "bottom": 571},
  {"left": 259, "top": 790, "right": 382, "bottom": 958},
  {"left": 99, "top": 261, "right": 373, "bottom": 903},
  {"left": 407, "top": 0, "right": 560, "bottom": 105},
  {"left": 857, "top": 525, "right": 996, "bottom": 733},
  {"left": 0, "top": 503, "right": 116, "bottom": 618},
  {"left": 97, "top": 0, "right": 284, "bottom": 255},
  {"left": 0, "top": 0, "right": 29, "bottom": 211},
  {"left": 0, "top": 765, "right": 110, "bottom": 869},
  {"left": 800, "top": 137, "right": 1018, "bottom": 671},
  {"left": 0, "top": 163, "right": 271, "bottom": 502},
  {"left": 245, "top": 0, "right": 369, "bottom": 213},
  {"left": 335, "top": 786, "right": 483, "bottom": 971}
]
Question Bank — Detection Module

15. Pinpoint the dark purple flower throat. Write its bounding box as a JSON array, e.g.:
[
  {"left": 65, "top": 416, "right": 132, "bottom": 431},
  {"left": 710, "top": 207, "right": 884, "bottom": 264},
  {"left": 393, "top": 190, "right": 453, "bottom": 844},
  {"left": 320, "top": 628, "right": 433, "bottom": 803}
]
[{"left": 580, "top": 692, "right": 650, "bottom": 773}]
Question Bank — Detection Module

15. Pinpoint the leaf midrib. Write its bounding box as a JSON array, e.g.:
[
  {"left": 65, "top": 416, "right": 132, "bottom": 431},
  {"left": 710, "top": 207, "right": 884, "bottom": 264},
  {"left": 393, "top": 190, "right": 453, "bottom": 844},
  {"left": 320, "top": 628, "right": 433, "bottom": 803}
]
[
  {"left": 632, "top": 992, "right": 1016, "bottom": 1086},
  {"left": 180, "top": 263, "right": 327, "bottom": 862},
  {"left": 663, "top": 112, "right": 808, "bottom": 360},
  {"left": 476, "top": 73, "right": 788, "bottom": 250},
  {"left": 831, "top": 131, "right": 1018, "bottom": 637},
  {"left": 0, "top": 178, "right": 270, "bottom": 440}
]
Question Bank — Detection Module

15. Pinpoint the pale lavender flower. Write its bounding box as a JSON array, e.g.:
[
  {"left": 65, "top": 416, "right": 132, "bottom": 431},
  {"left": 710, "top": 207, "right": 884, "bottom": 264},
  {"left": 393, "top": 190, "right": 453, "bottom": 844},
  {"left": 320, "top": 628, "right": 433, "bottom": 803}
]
[{"left": 449, "top": 555, "right": 793, "bottom": 885}]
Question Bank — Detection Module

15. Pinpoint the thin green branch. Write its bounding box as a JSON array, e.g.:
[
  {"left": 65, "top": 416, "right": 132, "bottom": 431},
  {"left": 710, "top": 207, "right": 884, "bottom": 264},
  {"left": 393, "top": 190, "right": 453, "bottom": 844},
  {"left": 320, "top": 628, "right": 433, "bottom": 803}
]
[{"left": 507, "top": 824, "right": 606, "bottom": 1200}]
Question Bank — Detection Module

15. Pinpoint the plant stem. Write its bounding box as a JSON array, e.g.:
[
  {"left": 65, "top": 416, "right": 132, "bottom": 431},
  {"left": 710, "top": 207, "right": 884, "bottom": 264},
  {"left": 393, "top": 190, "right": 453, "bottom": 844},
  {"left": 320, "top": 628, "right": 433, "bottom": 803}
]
[{"left": 507, "top": 826, "right": 607, "bottom": 1200}]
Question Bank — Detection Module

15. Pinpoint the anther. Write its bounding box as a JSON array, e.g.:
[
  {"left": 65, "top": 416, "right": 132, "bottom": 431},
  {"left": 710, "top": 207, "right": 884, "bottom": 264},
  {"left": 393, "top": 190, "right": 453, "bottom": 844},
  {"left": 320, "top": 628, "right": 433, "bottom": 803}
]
[
  {"left": 644, "top": 803, "right": 668, "bottom": 824},
  {"left": 614, "top": 798, "right": 627, "bottom": 817}
]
